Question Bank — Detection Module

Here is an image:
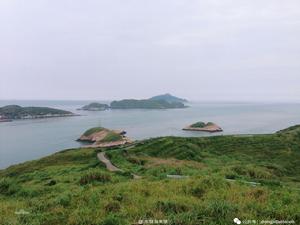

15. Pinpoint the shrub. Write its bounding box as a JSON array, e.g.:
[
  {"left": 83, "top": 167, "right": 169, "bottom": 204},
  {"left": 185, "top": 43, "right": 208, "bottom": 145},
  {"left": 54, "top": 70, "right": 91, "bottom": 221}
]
[
  {"left": 168, "top": 212, "right": 205, "bottom": 225},
  {"left": 101, "top": 214, "right": 129, "bottom": 225},
  {"left": 190, "top": 186, "right": 206, "bottom": 198},
  {"left": 56, "top": 192, "right": 72, "bottom": 207},
  {"left": 156, "top": 200, "right": 189, "bottom": 214},
  {"left": 127, "top": 156, "right": 146, "bottom": 165},
  {"left": 104, "top": 201, "right": 121, "bottom": 213},
  {"left": 0, "top": 178, "right": 20, "bottom": 196},
  {"left": 206, "top": 200, "right": 238, "bottom": 218},
  {"left": 17, "top": 187, "right": 39, "bottom": 198},
  {"left": 45, "top": 179, "right": 56, "bottom": 186},
  {"left": 79, "top": 172, "right": 111, "bottom": 185}
]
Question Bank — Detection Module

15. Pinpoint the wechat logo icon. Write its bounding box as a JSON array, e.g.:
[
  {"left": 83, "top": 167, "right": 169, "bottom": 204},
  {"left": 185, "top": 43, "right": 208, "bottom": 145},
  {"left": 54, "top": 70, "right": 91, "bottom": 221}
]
[{"left": 234, "top": 218, "right": 241, "bottom": 224}]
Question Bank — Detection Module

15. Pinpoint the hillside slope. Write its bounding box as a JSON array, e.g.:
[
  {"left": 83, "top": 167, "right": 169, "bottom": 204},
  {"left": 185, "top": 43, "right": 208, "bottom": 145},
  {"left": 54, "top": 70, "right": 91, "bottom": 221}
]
[{"left": 1, "top": 126, "right": 300, "bottom": 225}]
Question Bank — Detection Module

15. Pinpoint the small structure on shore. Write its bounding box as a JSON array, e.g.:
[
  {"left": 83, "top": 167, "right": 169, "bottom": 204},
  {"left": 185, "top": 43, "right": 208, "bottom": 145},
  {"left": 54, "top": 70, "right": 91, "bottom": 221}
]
[
  {"left": 183, "top": 122, "right": 223, "bottom": 133},
  {"left": 77, "top": 127, "right": 132, "bottom": 147}
]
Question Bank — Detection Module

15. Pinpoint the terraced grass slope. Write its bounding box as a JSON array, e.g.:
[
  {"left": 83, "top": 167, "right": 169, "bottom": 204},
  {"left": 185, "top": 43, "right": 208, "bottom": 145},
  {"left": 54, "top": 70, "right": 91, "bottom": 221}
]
[{"left": 0, "top": 126, "right": 300, "bottom": 225}]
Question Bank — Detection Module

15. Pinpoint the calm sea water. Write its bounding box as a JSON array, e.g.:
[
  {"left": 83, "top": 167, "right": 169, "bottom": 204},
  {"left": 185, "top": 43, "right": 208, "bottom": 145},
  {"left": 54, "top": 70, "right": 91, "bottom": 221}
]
[{"left": 1, "top": 100, "right": 300, "bottom": 169}]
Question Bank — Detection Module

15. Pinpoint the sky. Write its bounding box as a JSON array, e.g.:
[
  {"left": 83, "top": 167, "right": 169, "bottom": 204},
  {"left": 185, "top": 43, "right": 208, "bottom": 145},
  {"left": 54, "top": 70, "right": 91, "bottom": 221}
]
[{"left": 0, "top": 0, "right": 300, "bottom": 102}]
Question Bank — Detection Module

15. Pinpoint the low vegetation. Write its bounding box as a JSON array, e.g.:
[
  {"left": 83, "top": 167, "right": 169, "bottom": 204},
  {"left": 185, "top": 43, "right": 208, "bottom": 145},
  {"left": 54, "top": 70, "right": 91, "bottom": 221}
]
[
  {"left": 190, "top": 121, "right": 214, "bottom": 128},
  {"left": 1, "top": 126, "right": 300, "bottom": 224},
  {"left": 83, "top": 127, "right": 106, "bottom": 136}
]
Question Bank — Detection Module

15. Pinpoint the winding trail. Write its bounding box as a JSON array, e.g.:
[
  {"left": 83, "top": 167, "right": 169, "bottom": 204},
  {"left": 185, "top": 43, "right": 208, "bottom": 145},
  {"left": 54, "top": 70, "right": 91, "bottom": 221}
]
[
  {"left": 97, "top": 152, "right": 122, "bottom": 172},
  {"left": 97, "top": 152, "right": 142, "bottom": 179}
]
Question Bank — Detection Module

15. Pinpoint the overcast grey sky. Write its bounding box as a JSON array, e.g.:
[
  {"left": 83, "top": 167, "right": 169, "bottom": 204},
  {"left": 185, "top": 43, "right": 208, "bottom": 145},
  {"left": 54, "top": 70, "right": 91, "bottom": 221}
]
[{"left": 0, "top": 0, "right": 300, "bottom": 101}]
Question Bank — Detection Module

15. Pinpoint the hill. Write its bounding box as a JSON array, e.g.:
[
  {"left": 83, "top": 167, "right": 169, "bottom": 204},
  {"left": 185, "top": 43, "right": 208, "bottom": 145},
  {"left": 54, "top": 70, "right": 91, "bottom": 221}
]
[
  {"left": 0, "top": 125, "right": 300, "bottom": 224},
  {"left": 149, "top": 93, "right": 188, "bottom": 103},
  {"left": 110, "top": 99, "right": 186, "bottom": 109},
  {"left": 0, "top": 105, "right": 74, "bottom": 120},
  {"left": 78, "top": 102, "right": 110, "bottom": 111}
]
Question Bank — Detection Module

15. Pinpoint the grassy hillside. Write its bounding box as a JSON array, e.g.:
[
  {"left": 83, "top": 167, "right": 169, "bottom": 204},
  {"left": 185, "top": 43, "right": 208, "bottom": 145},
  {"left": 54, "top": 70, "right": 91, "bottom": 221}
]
[{"left": 1, "top": 126, "right": 300, "bottom": 225}]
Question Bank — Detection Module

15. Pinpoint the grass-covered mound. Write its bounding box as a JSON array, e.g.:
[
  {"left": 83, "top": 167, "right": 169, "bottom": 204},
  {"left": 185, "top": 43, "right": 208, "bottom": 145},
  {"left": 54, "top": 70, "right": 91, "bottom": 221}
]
[
  {"left": 190, "top": 122, "right": 214, "bottom": 128},
  {"left": 78, "top": 127, "right": 124, "bottom": 145},
  {"left": 83, "top": 127, "right": 107, "bottom": 136},
  {"left": 1, "top": 126, "right": 300, "bottom": 224}
]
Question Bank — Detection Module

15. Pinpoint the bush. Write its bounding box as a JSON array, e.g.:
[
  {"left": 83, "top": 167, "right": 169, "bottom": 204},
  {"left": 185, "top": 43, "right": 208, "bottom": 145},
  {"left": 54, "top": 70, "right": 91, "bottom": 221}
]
[
  {"left": 156, "top": 200, "right": 189, "bottom": 214},
  {"left": 127, "top": 156, "right": 146, "bottom": 165},
  {"left": 0, "top": 178, "right": 20, "bottom": 196},
  {"left": 101, "top": 214, "right": 129, "bottom": 225},
  {"left": 17, "top": 187, "right": 39, "bottom": 198},
  {"left": 104, "top": 201, "right": 121, "bottom": 213},
  {"left": 190, "top": 186, "right": 205, "bottom": 198},
  {"left": 56, "top": 192, "right": 72, "bottom": 207},
  {"left": 79, "top": 172, "right": 111, "bottom": 185},
  {"left": 206, "top": 200, "right": 238, "bottom": 218},
  {"left": 168, "top": 212, "right": 205, "bottom": 225}
]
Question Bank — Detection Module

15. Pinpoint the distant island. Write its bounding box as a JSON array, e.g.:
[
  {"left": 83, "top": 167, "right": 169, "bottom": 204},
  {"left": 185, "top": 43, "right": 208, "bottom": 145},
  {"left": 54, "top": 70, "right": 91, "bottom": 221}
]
[
  {"left": 78, "top": 102, "right": 109, "bottom": 111},
  {"left": 110, "top": 93, "right": 188, "bottom": 109},
  {"left": 78, "top": 94, "right": 189, "bottom": 110},
  {"left": 77, "top": 127, "right": 131, "bottom": 147},
  {"left": 110, "top": 99, "right": 186, "bottom": 109},
  {"left": 183, "top": 121, "right": 223, "bottom": 132},
  {"left": 0, "top": 105, "right": 75, "bottom": 121},
  {"left": 149, "top": 93, "right": 188, "bottom": 103}
]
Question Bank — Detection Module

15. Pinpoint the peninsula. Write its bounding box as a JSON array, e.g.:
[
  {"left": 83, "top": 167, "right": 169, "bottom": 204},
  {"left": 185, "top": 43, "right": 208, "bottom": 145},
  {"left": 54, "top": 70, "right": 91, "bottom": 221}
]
[
  {"left": 183, "top": 121, "right": 223, "bottom": 132},
  {"left": 0, "top": 105, "right": 75, "bottom": 121}
]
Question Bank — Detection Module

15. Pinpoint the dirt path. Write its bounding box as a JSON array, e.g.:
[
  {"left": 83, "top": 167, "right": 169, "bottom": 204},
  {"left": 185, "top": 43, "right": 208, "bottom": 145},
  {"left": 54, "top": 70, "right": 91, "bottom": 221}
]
[
  {"left": 97, "top": 152, "right": 142, "bottom": 179},
  {"left": 97, "top": 152, "right": 122, "bottom": 172}
]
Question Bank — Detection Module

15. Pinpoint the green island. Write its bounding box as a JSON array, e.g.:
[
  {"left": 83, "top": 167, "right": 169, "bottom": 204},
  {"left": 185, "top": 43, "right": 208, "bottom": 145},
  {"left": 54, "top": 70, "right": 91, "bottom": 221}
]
[
  {"left": 110, "top": 99, "right": 186, "bottom": 109},
  {"left": 0, "top": 105, "right": 75, "bottom": 120},
  {"left": 78, "top": 103, "right": 110, "bottom": 111},
  {"left": 1, "top": 125, "right": 300, "bottom": 225},
  {"left": 183, "top": 122, "right": 223, "bottom": 133},
  {"left": 77, "top": 127, "right": 130, "bottom": 147},
  {"left": 78, "top": 94, "right": 188, "bottom": 110}
]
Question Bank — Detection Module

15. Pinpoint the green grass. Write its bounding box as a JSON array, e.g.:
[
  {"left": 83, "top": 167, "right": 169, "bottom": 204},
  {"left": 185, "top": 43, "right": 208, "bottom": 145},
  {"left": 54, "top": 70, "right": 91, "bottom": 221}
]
[
  {"left": 83, "top": 127, "right": 106, "bottom": 136},
  {"left": 100, "top": 131, "right": 123, "bottom": 143},
  {"left": 1, "top": 126, "right": 300, "bottom": 224}
]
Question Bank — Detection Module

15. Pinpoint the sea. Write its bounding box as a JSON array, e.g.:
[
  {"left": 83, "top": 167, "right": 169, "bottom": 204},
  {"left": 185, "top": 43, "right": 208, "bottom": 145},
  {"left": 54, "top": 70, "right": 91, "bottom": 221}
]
[{"left": 1, "top": 100, "right": 300, "bottom": 169}]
